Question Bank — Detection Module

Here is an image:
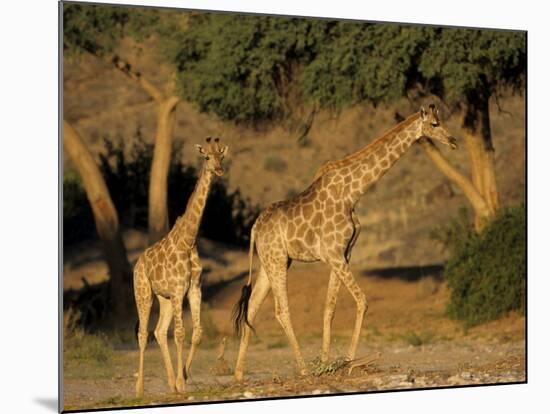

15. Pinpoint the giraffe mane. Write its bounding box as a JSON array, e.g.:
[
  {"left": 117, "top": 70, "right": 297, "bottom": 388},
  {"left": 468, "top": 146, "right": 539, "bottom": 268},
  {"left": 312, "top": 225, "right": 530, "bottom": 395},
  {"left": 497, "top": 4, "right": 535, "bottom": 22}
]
[{"left": 313, "top": 112, "right": 421, "bottom": 180}]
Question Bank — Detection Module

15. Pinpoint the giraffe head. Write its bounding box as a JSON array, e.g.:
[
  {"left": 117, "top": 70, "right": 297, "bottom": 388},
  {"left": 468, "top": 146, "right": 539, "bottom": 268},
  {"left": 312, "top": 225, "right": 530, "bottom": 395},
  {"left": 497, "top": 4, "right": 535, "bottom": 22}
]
[
  {"left": 194, "top": 137, "right": 229, "bottom": 176},
  {"left": 419, "top": 104, "right": 458, "bottom": 149}
]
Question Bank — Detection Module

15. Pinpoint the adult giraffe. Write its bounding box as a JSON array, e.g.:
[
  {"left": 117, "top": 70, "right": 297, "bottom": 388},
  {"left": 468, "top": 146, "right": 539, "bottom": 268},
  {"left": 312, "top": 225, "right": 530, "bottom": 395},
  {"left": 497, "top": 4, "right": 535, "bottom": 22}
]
[{"left": 233, "top": 105, "right": 457, "bottom": 380}]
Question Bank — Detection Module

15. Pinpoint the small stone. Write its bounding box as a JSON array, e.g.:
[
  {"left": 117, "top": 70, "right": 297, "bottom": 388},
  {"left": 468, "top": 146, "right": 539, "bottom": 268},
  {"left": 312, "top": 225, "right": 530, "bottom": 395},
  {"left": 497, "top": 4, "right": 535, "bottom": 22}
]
[
  {"left": 312, "top": 389, "right": 323, "bottom": 395},
  {"left": 243, "top": 391, "right": 254, "bottom": 399},
  {"left": 461, "top": 372, "right": 473, "bottom": 380},
  {"left": 187, "top": 396, "right": 195, "bottom": 401}
]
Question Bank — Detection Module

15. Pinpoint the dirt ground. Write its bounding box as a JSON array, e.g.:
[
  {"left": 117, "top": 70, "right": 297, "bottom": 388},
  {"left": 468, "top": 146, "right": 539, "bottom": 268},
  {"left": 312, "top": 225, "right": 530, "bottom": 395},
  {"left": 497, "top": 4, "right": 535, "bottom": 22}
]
[{"left": 62, "top": 261, "right": 525, "bottom": 411}]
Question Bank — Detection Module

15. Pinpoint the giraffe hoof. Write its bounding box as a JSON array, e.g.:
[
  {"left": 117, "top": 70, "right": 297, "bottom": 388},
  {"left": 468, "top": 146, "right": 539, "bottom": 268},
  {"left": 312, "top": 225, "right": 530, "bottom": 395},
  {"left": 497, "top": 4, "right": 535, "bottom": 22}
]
[
  {"left": 176, "top": 379, "right": 186, "bottom": 393},
  {"left": 135, "top": 385, "right": 144, "bottom": 399}
]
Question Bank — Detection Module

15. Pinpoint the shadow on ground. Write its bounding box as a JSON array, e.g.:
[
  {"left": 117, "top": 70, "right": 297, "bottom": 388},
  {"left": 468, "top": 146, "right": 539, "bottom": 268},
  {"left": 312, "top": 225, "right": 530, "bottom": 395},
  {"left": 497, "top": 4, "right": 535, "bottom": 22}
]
[{"left": 362, "top": 264, "right": 444, "bottom": 281}]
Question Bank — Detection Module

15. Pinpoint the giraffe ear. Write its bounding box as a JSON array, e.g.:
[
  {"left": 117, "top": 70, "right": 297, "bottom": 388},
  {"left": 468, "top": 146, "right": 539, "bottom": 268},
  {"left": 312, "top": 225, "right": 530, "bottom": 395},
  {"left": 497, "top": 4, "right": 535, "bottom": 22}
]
[
  {"left": 420, "top": 106, "right": 427, "bottom": 120},
  {"left": 219, "top": 145, "right": 229, "bottom": 157},
  {"left": 194, "top": 144, "right": 205, "bottom": 155}
]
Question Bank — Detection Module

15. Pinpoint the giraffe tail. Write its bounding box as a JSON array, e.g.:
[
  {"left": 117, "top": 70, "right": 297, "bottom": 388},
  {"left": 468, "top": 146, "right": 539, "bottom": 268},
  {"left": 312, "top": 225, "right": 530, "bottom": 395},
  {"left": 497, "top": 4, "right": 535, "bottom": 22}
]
[{"left": 232, "top": 224, "right": 257, "bottom": 338}]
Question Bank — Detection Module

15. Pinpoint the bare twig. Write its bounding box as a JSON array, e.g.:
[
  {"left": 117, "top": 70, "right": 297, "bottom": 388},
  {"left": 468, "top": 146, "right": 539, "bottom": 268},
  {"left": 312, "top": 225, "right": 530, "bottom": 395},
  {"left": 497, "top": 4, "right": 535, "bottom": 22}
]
[{"left": 347, "top": 352, "right": 382, "bottom": 375}]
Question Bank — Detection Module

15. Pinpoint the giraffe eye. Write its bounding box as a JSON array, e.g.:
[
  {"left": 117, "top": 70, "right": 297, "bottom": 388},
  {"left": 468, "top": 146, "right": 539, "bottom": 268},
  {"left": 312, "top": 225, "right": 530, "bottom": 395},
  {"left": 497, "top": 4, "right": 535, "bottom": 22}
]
[
  {"left": 205, "top": 156, "right": 210, "bottom": 160},
  {"left": 431, "top": 122, "right": 439, "bottom": 128}
]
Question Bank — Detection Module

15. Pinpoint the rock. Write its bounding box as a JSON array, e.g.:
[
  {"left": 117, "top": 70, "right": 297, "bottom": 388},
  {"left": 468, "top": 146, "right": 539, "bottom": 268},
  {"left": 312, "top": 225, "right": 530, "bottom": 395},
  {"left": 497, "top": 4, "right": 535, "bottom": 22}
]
[
  {"left": 461, "top": 371, "right": 473, "bottom": 380},
  {"left": 312, "top": 389, "right": 323, "bottom": 395},
  {"left": 243, "top": 391, "right": 254, "bottom": 399},
  {"left": 373, "top": 378, "right": 384, "bottom": 387},
  {"left": 389, "top": 374, "right": 408, "bottom": 382}
]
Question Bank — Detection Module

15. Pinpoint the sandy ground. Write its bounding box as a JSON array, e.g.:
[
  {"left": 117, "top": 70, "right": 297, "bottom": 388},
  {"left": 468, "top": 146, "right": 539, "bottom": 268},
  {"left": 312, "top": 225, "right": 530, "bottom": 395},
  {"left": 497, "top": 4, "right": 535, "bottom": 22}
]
[{"left": 63, "top": 262, "right": 525, "bottom": 411}]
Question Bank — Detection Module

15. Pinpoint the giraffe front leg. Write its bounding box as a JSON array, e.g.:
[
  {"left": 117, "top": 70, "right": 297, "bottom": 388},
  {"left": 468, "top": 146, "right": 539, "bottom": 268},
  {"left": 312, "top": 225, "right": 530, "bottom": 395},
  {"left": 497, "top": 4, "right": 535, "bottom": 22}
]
[
  {"left": 133, "top": 261, "right": 153, "bottom": 398},
  {"left": 171, "top": 294, "right": 186, "bottom": 393},
  {"left": 321, "top": 271, "right": 341, "bottom": 363},
  {"left": 185, "top": 248, "right": 203, "bottom": 379}
]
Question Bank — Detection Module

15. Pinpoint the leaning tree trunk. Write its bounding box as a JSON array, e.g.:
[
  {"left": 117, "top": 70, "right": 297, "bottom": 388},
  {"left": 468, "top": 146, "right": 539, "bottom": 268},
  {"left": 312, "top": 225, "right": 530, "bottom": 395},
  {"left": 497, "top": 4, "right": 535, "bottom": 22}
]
[
  {"left": 110, "top": 55, "right": 181, "bottom": 245},
  {"left": 461, "top": 94, "right": 500, "bottom": 226},
  {"left": 147, "top": 96, "right": 180, "bottom": 245},
  {"left": 63, "top": 120, "right": 133, "bottom": 316}
]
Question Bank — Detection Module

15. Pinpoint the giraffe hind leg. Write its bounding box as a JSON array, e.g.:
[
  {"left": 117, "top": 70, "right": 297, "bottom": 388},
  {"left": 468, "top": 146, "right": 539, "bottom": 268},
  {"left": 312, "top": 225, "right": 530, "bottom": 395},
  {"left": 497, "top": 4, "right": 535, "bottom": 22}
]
[
  {"left": 234, "top": 266, "right": 271, "bottom": 381},
  {"left": 185, "top": 279, "right": 203, "bottom": 379},
  {"left": 154, "top": 295, "right": 176, "bottom": 392}
]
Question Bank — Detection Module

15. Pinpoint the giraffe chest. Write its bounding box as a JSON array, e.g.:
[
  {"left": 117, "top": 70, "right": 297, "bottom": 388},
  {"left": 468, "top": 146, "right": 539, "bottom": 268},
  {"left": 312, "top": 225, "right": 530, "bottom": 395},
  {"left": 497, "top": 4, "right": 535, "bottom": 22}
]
[{"left": 144, "top": 248, "right": 191, "bottom": 297}]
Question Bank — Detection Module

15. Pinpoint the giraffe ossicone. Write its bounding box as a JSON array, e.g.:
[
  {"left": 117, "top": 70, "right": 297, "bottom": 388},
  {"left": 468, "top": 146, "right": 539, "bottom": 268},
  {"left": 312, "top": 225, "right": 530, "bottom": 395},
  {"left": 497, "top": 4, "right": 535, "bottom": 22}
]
[
  {"left": 133, "top": 137, "right": 228, "bottom": 397},
  {"left": 232, "top": 105, "right": 457, "bottom": 381}
]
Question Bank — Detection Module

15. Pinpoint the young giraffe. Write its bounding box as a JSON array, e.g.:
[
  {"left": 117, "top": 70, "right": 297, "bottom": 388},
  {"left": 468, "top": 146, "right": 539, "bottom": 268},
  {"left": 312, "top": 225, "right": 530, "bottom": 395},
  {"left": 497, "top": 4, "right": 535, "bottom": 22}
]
[
  {"left": 134, "top": 137, "right": 228, "bottom": 397},
  {"left": 233, "top": 105, "right": 457, "bottom": 380}
]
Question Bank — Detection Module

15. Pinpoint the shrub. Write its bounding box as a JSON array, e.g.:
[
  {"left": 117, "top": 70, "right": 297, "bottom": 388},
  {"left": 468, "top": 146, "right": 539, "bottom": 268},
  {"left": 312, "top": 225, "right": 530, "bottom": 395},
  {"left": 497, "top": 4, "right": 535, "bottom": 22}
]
[
  {"left": 402, "top": 331, "right": 434, "bottom": 347},
  {"left": 64, "top": 308, "right": 113, "bottom": 364},
  {"left": 264, "top": 155, "right": 288, "bottom": 173},
  {"left": 437, "top": 204, "right": 526, "bottom": 327},
  {"left": 63, "top": 171, "right": 96, "bottom": 245}
]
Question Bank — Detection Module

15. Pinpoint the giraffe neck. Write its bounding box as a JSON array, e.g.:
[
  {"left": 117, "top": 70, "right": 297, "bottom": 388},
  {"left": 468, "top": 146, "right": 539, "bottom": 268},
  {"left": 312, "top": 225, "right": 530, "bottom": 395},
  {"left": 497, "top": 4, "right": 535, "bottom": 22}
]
[
  {"left": 174, "top": 164, "right": 214, "bottom": 248},
  {"left": 343, "top": 115, "right": 422, "bottom": 204}
]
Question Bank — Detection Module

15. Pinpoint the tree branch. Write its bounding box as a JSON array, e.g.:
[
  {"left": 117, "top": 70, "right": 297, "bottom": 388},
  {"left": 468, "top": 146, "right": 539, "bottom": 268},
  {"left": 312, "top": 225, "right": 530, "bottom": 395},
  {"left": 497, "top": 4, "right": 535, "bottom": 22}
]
[{"left": 111, "top": 54, "right": 165, "bottom": 104}]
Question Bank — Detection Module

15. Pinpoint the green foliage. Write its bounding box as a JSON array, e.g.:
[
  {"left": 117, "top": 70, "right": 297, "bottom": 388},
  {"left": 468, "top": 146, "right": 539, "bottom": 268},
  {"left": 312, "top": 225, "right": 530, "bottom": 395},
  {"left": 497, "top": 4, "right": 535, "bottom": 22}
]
[
  {"left": 64, "top": 3, "right": 526, "bottom": 122},
  {"left": 440, "top": 204, "right": 526, "bottom": 327},
  {"left": 171, "top": 12, "right": 525, "bottom": 121},
  {"left": 309, "top": 356, "right": 350, "bottom": 376},
  {"left": 63, "top": 2, "right": 160, "bottom": 56},
  {"left": 170, "top": 13, "right": 324, "bottom": 122},
  {"left": 402, "top": 330, "right": 434, "bottom": 347},
  {"left": 301, "top": 24, "right": 433, "bottom": 108},
  {"left": 419, "top": 28, "right": 526, "bottom": 103}
]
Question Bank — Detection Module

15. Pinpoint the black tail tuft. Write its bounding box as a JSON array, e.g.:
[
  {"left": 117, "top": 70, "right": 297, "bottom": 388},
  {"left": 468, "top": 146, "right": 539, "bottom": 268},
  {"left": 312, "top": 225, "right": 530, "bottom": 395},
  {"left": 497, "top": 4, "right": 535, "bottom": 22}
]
[{"left": 232, "top": 283, "right": 255, "bottom": 338}]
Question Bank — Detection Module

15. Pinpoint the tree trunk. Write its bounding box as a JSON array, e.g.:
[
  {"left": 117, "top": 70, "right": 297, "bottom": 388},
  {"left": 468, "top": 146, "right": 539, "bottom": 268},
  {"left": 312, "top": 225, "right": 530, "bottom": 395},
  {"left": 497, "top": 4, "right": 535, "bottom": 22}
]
[
  {"left": 461, "top": 94, "right": 500, "bottom": 229},
  {"left": 147, "top": 96, "right": 181, "bottom": 245},
  {"left": 110, "top": 54, "right": 182, "bottom": 245},
  {"left": 63, "top": 120, "right": 133, "bottom": 316},
  {"left": 419, "top": 138, "right": 492, "bottom": 232}
]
